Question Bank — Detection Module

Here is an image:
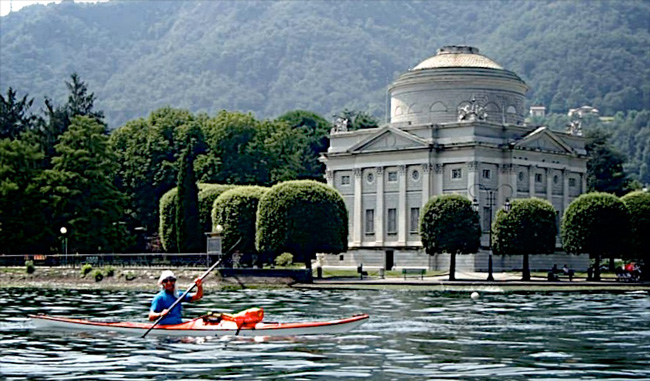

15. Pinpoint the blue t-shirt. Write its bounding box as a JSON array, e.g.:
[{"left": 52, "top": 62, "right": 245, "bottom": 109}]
[{"left": 150, "top": 290, "right": 191, "bottom": 325}]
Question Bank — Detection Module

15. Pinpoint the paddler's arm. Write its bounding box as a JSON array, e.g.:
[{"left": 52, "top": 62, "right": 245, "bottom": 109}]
[
  {"left": 189, "top": 278, "right": 203, "bottom": 302},
  {"left": 149, "top": 308, "right": 169, "bottom": 321}
]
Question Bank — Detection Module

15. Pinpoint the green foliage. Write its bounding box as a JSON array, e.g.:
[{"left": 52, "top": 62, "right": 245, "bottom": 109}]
[
  {"left": 585, "top": 128, "right": 629, "bottom": 195},
  {"left": 198, "top": 184, "right": 236, "bottom": 235},
  {"left": 212, "top": 186, "right": 268, "bottom": 255},
  {"left": 175, "top": 124, "right": 203, "bottom": 253},
  {"left": 420, "top": 195, "right": 481, "bottom": 255},
  {"left": 621, "top": 191, "right": 650, "bottom": 261},
  {"left": 93, "top": 269, "right": 104, "bottom": 282},
  {"left": 159, "top": 183, "right": 234, "bottom": 252},
  {"left": 41, "top": 116, "right": 127, "bottom": 253},
  {"left": 275, "top": 252, "right": 294, "bottom": 267},
  {"left": 25, "top": 260, "right": 35, "bottom": 274},
  {"left": 561, "top": 192, "right": 630, "bottom": 280},
  {"left": 104, "top": 266, "right": 116, "bottom": 277},
  {"left": 275, "top": 110, "right": 330, "bottom": 181},
  {"left": 256, "top": 180, "right": 348, "bottom": 268},
  {"left": 420, "top": 194, "right": 480, "bottom": 281},
  {"left": 0, "top": 87, "right": 39, "bottom": 140},
  {"left": 492, "top": 198, "right": 557, "bottom": 255},
  {"left": 492, "top": 198, "right": 557, "bottom": 281},
  {"left": 81, "top": 263, "right": 93, "bottom": 277},
  {"left": 333, "top": 109, "right": 380, "bottom": 131}
]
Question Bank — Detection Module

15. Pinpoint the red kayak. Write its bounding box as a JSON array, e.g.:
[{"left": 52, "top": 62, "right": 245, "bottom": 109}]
[{"left": 29, "top": 313, "right": 369, "bottom": 337}]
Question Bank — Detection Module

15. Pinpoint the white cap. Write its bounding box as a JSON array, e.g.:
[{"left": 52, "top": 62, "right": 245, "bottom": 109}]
[{"left": 158, "top": 270, "right": 176, "bottom": 285}]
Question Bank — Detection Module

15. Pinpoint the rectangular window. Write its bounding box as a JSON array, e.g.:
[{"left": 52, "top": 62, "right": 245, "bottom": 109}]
[
  {"left": 341, "top": 175, "right": 350, "bottom": 185},
  {"left": 388, "top": 171, "right": 398, "bottom": 182},
  {"left": 410, "top": 208, "right": 420, "bottom": 233},
  {"left": 365, "top": 209, "right": 374, "bottom": 235},
  {"left": 535, "top": 173, "right": 543, "bottom": 183},
  {"left": 482, "top": 169, "right": 491, "bottom": 179},
  {"left": 569, "top": 178, "right": 577, "bottom": 187},
  {"left": 387, "top": 208, "right": 397, "bottom": 234},
  {"left": 452, "top": 168, "right": 462, "bottom": 179}
]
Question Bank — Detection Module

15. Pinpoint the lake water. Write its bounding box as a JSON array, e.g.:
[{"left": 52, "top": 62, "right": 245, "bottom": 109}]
[{"left": 1, "top": 288, "right": 649, "bottom": 380}]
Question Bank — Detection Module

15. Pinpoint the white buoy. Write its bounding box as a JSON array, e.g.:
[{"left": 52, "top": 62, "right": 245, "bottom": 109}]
[{"left": 470, "top": 292, "right": 479, "bottom": 300}]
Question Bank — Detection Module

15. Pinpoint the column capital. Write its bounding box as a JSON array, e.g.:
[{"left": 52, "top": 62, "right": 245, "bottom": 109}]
[
  {"left": 398, "top": 165, "right": 406, "bottom": 174},
  {"left": 354, "top": 168, "right": 362, "bottom": 177},
  {"left": 326, "top": 170, "right": 333, "bottom": 180},
  {"left": 422, "top": 163, "right": 431, "bottom": 173},
  {"left": 434, "top": 164, "right": 443, "bottom": 174},
  {"left": 468, "top": 161, "right": 479, "bottom": 172},
  {"left": 376, "top": 166, "right": 384, "bottom": 176},
  {"left": 500, "top": 163, "right": 514, "bottom": 173}
]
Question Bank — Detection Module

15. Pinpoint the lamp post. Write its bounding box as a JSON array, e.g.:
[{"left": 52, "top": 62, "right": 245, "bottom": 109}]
[
  {"left": 60, "top": 226, "right": 68, "bottom": 267},
  {"left": 469, "top": 184, "right": 512, "bottom": 281},
  {"left": 205, "top": 224, "right": 223, "bottom": 267}
]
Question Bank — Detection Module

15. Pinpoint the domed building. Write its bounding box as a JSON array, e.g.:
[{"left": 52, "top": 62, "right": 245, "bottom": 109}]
[{"left": 321, "top": 46, "right": 589, "bottom": 272}]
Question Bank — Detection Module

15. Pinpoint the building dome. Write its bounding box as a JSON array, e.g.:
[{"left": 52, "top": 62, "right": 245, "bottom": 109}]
[{"left": 389, "top": 46, "right": 528, "bottom": 126}]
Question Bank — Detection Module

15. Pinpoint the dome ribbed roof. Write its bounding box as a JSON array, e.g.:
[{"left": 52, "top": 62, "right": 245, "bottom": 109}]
[{"left": 412, "top": 46, "right": 503, "bottom": 71}]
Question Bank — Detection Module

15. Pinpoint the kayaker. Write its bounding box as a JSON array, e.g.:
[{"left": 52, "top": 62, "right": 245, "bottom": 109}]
[{"left": 149, "top": 270, "right": 203, "bottom": 325}]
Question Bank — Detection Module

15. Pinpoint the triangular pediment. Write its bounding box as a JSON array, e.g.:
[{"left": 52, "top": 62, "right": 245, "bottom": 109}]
[
  {"left": 513, "top": 127, "right": 574, "bottom": 154},
  {"left": 348, "top": 126, "right": 429, "bottom": 153}
]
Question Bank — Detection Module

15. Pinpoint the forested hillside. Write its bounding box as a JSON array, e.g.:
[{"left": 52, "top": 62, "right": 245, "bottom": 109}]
[{"left": 1, "top": 0, "right": 648, "bottom": 129}]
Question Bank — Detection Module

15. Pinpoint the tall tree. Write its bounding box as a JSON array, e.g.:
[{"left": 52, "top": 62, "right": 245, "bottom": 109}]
[
  {"left": 0, "top": 88, "right": 39, "bottom": 140},
  {"left": 586, "top": 128, "right": 629, "bottom": 196},
  {"left": 174, "top": 123, "right": 203, "bottom": 253},
  {"left": 276, "top": 110, "right": 330, "bottom": 181},
  {"left": 42, "top": 116, "right": 126, "bottom": 253},
  {"left": 420, "top": 195, "right": 481, "bottom": 281},
  {"left": 65, "top": 73, "right": 105, "bottom": 124}
]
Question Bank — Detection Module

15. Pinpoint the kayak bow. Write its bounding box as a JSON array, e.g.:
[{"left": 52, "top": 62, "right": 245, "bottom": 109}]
[{"left": 29, "top": 314, "right": 369, "bottom": 337}]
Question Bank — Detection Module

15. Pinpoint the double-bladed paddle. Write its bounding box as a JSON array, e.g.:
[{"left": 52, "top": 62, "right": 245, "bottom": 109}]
[{"left": 142, "top": 237, "right": 242, "bottom": 338}]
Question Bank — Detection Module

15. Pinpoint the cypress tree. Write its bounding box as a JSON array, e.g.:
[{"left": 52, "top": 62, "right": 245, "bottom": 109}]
[{"left": 175, "top": 125, "right": 203, "bottom": 253}]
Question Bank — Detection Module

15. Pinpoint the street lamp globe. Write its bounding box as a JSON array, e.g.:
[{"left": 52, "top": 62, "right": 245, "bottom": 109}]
[
  {"left": 215, "top": 224, "right": 224, "bottom": 234},
  {"left": 60, "top": 227, "right": 67, "bottom": 235}
]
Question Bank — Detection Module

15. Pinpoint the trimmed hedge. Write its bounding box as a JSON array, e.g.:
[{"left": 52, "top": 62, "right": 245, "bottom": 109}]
[
  {"left": 159, "top": 183, "right": 234, "bottom": 252},
  {"left": 212, "top": 186, "right": 268, "bottom": 256},
  {"left": 492, "top": 198, "right": 557, "bottom": 255},
  {"left": 621, "top": 191, "right": 650, "bottom": 260},
  {"left": 256, "top": 180, "right": 348, "bottom": 267}
]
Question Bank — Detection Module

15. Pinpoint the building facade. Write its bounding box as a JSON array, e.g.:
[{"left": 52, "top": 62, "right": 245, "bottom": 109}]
[{"left": 320, "top": 46, "right": 590, "bottom": 271}]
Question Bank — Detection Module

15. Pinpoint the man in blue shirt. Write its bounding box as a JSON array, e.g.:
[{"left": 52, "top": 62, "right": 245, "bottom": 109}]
[{"left": 149, "top": 270, "right": 203, "bottom": 325}]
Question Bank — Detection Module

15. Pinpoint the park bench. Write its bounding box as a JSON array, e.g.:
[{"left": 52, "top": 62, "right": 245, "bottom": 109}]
[
  {"left": 547, "top": 269, "right": 574, "bottom": 281},
  {"left": 357, "top": 264, "right": 368, "bottom": 280},
  {"left": 402, "top": 268, "right": 425, "bottom": 280}
]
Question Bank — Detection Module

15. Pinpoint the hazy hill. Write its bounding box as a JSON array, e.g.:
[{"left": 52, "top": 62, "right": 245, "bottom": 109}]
[{"left": 1, "top": 0, "right": 648, "bottom": 129}]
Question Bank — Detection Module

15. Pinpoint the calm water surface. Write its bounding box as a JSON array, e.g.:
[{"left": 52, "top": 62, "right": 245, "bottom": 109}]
[{"left": 0, "top": 288, "right": 649, "bottom": 380}]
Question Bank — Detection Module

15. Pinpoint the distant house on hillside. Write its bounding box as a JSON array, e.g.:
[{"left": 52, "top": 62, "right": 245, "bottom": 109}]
[
  {"left": 529, "top": 105, "right": 546, "bottom": 118},
  {"left": 568, "top": 105, "right": 599, "bottom": 118}
]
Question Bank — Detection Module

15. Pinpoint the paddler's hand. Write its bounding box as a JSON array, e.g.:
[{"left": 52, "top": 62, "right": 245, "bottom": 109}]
[
  {"left": 149, "top": 309, "right": 169, "bottom": 321},
  {"left": 194, "top": 278, "right": 202, "bottom": 287},
  {"left": 191, "top": 277, "right": 204, "bottom": 302}
]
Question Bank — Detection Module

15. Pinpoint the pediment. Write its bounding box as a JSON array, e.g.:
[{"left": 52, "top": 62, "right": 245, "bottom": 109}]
[
  {"left": 348, "top": 127, "right": 429, "bottom": 153},
  {"left": 513, "top": 127, "right": 574, "bottom": 154}
]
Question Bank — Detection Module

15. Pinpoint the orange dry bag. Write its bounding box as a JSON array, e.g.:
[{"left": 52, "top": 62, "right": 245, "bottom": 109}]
[{"left": 221, "top": 307, "right": 264, "bottom": 328}]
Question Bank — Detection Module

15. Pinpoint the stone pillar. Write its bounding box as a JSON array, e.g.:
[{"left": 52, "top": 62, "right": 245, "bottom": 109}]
[
  {"left": 353, "top": 168, "right": 362, "bottom": 246},
  {"left": 528, "top": 166, "right": 535, "bottom": 198},
  {"left": 510, "top": 164, "right": 518, "bottom": 199},
  {"left": 468, "top": 161, "right": 479, "bottom": 201},
  {"left": 398, "top": 165, "right": 407, "bottom": 245},
  {"left": 581, "top": 172, "right": 587, "bottom": 194},
  {"left": 325, "top": 170, "right": 333, "bottom": 187},
  {"left": 421, "top": 163, "right": 431, "bottom": 207},
  {"left": 375, "top": 167, "right": 384, "bottom": 246},
  {"left": 563, "top": 169, "right": 570, "bottom": 212},
  {"left": 499, "top": 164, "right": 513, "bottom": 206},
  {"left": 546, "top": 167, "right": 553, "bottom": 202},
  {"left": 434, "top": 164, "right": 443, "bottom": 195}
]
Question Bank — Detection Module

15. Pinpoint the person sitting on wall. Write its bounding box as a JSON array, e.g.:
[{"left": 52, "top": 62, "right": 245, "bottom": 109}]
[
  {"left": 562, "top": 264, "right": 575, "bottom": 281},
  {"left": 548, "top": 264, "right": 559, "bottom": 281}
]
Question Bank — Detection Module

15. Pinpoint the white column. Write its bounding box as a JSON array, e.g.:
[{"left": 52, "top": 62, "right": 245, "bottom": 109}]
[
  {"left": 375, "top": 167, "right": 384, "bottom": 246},
  {"left": 546, "top": 168, "right": 553, "bottom": 202},
  {"left": 563, "top": 169, "right": 570, "bottom": 212},
  {"left": 467, "top": 161, "right": 479, "bottom": 201},
  {"left": 434, "top": 164, "right": 443, "bottom": 195},
  {"left": 529, "top": 165, "right": 536, "bottom": 198},
  {"left": 325, "top": 170, "right": 333, "bottom": 187},
  {"left": 498, "top": 164, "right": 512, "bottom": 206},
  {"left": 421, "top": 163, "right": 431, "bottom": 207},
  {"left": 353, "top": 168, "right": 362, "bottom": 246},
  {"left": 581, "top": 172, "right": 587, "bottom": 194},
  {"left": 398, "top": 165, "right": 407, "bottom": 245},
  {"left": 510, "top": 164, "right": 518, "bottom": 199}
]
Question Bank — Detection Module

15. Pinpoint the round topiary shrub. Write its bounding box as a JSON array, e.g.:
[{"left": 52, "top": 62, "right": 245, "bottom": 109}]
[
  {"left": 275, "top": 252, "right": 294, "bottom": 267},
  {"left": 256, "top": 180, "right": 348, "bottom": 268},
  {"left": 621, "top": 191, "right": 650, "bottom": 261},
  {"left": 80, "top": 263, "right": 93, "bottom": 277},
  {"left": 25, "top": 260, "right": 35, "bottom": 274},
  {"left": 212, "top": 186, "right": 268, "bottom": 256},
  {"left": 492, "top": 198, "right": 557, "bottom": 280},
  {"left": 105, "top": 266, "right": 115, "bottom": 277},
  {"left": 420, "top": 194, "right": 480, "bottom": 280},
  {"left": 561, "top": 192, "right": 630, "bottom": 280},
  {"left": 93, "top": 269, "right": 104, "bottom": 282}
]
